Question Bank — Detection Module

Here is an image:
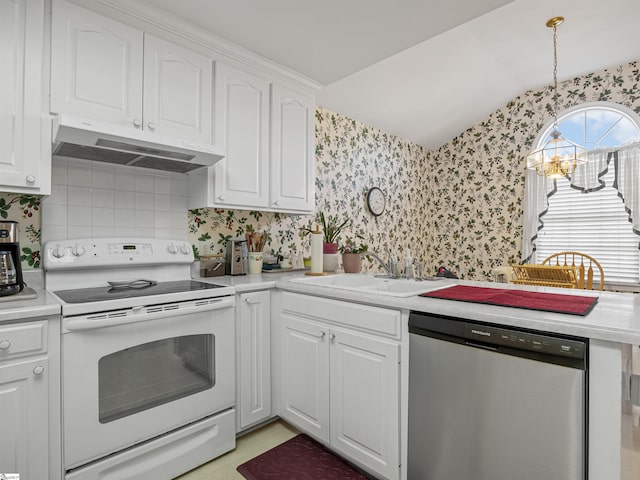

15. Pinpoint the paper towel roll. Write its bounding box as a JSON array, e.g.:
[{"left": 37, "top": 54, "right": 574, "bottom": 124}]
[{"left": 310, "top": 227, "right": 323, "bottom": 274}]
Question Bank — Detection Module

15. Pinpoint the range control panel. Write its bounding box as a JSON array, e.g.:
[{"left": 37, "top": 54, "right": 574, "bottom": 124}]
[{"left": 43, "top": 238, "right": 193, "bottom": 270}]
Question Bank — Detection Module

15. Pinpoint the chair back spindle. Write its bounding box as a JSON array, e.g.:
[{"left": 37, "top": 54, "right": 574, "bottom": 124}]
[{"left": 542, "top": 252, "right": 604, "bottom": 291}]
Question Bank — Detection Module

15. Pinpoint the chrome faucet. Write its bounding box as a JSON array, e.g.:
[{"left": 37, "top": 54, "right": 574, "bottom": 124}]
[{"left": 360, "top": 250, "right": 397, "bottom": 278}]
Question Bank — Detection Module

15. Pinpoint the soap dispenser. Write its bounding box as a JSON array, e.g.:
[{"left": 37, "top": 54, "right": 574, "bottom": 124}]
[{"left": 404, "top": 247, "right": 413, "bottom": 279}]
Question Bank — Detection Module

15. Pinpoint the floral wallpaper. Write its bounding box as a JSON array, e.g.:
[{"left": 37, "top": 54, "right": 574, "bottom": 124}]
[
  {"left": 3, "top": 60, "right": 640, "bottom": 279},
  {"left": 0, "top": 195, "right": 42, "bottom": 269},
  {"left": 188, "top": 108, "right": 429, "bottom": 274},
  {"left": 425, "top": 60, "right": 640, "bottom": 279}
]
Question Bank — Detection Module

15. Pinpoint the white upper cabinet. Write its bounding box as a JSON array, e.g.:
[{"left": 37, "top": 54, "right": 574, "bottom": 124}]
[
  {"left": 0, "top": 0, "right": 50, "bottom": 194},
  {"left": 51, "top": 0, "right": 212, "bottom": 144},
  {"left": 270, "top": 85, "right": 315, "bottom": 212},
  {"left": 50, "top": 0, "right": 143, "bottom": 127},
  {"left": 188, "top": 69, "right": 315, "bottom": 214},
  {"left": 143, "top": 34, "right": 212, "bottom": 144},
  {"left": 211, "top": 63, "right": 270, "bottom": 208}
]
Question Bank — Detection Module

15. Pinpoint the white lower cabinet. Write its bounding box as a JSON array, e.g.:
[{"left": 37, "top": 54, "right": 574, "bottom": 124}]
[
  {"left": 0, "top": 317, "right": 61, "bottom": 480},
  {"left": 280, "top": 293, "right": 401, "bottom": 480},
  {"left": 0, "top": 357, "right": 49, "bottom": 479},
  {"left": 237, "top": 291, "right": 272, "bottom": 431}
]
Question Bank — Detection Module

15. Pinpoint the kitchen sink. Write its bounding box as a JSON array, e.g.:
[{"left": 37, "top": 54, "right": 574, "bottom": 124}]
[{"left": 289, "top": 274, "right": 449, "bottom": 298}]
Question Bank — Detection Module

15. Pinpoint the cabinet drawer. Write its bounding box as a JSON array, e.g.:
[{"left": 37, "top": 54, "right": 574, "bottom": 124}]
[
  {"left": 282, "top": 292, "right": 401, "bottom": 338},
  {"left": 0, "top": 320, "right": 47, "bottom": 360}
]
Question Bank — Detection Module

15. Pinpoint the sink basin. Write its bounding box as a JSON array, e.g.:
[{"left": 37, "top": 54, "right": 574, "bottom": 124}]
[
  {"left": 289, "top": 274, "right": 449, "bottom": 298},
  {"left": 296, "top": 274, "right": 384, "bottom": 288}
]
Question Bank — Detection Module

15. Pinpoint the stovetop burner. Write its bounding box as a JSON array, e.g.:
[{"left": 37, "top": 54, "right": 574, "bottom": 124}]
[{"left": 54, "top": 280, "right": 225, "bottom": 304}]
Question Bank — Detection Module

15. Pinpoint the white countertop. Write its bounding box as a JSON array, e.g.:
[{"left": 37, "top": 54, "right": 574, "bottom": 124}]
[
  {"left": 198, "top": 272, "right": 640, "bottom": 345},
  {"left": 0, "top": 288, "right": 61, "bottom": 323},
  {"left": 195, "top": 271, "right": 301, "bottom": 292},
  {"left": 5, "top": 269, "right": 638, "bottom": 344}
]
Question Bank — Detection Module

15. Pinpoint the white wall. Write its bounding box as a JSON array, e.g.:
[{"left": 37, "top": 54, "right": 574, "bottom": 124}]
[{"left": 42, "top": 157, "right": 189, "bottom": 243}]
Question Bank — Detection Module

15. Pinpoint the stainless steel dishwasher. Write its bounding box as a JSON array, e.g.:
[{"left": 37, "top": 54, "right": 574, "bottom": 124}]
[{"left": 408, "top": 311, "right": 587, "bottom": 480}]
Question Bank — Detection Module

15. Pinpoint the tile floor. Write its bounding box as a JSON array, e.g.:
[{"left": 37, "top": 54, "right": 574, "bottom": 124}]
[
  {"left": 176, "top": 420, "right": 298, "bottom": 480},
  {"left": 177, "top": 417, "right": 640, "bottom": 480},
  {"left": 622, "top": 416, "right": 640, "bottom": 480}
]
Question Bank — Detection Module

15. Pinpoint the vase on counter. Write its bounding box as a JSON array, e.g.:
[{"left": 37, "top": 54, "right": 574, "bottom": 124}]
[
  {"left": 323, "top": 242, "right": 338, "bottom": 254},
  {"left": 322, "top": 242, "right": 339, "bottom": 272},
  {"left": 323, "top": 254, "right": 339, "bottom": 272},
  {"left": 342, "top": 253, "right": 362, "bottom": 273}
]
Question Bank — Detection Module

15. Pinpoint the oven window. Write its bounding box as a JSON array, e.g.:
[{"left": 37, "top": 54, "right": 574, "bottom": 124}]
[{"left": 98, "top": 335, "right": 214, "bottom": 423}]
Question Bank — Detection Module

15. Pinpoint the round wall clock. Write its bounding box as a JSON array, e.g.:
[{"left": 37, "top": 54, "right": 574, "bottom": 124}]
[{"left": 366, "top": 187, "right": 386, "bottom": 216}]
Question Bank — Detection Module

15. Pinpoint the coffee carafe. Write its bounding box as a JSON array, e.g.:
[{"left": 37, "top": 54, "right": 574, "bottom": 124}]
[{"left": 0, "top": 221, "right": 24, "bottom": 296}]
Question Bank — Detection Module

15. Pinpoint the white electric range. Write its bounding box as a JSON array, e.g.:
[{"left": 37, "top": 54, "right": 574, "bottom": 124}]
[{"left": 44, "top": 238, "right": 237, "bottom": 480}]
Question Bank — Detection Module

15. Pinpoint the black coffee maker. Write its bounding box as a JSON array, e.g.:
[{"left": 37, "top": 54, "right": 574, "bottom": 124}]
[{"left": 0, "top": 221, "right": 24, "bottom": 296}]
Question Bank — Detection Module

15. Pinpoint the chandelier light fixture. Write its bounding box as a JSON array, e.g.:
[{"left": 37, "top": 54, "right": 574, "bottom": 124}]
[{"left": 526, "top": 16, "right": 587, "bottom": 179}]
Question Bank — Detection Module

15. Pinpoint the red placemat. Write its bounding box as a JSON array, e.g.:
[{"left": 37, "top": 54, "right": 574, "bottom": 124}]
[{"left": 420, "top": 285, "right": 598, "bottom": 316}]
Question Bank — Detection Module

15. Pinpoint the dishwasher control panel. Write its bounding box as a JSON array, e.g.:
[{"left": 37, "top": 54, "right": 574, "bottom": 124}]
[{"left": 465, "top": 324, "right": 586, "bottom": 359}]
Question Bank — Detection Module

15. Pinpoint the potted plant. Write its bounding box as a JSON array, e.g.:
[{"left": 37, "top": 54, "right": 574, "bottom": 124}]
[
  {"left": 317, "top": 211, "right": 350, "bottom": 253},
  {"left": 339, "top": 234, "right": 368, "bottom": 273},
  {"left": 300, "top": 212, "right": 350, "bottom": 272}
]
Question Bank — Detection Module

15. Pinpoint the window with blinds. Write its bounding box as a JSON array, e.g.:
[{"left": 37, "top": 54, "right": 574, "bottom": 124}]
[
  {"left": 536, "top": 167, "right": 640, "bottom": 285},
  {"left": 533, "top": 103, "right": 640, "bottom": 288}
]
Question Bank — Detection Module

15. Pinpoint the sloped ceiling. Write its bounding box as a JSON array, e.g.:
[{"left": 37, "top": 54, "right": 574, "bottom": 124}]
[{"left": 138, "top": 0, "right": 640, "bottom": 149}]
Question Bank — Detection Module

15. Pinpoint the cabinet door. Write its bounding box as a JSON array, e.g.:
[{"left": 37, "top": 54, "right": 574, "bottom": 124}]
[
  {"left": 143, "top": 34, "right": 212, "bottom": 144},
  {"left": 330, "top": 328, "right": 400, "bottom": 480},
  {"left": 50, "top": 0, "right": 143, "bottom": 127},
  {"left": 0, "top": 357, "right": 49, "bottom": 480},
  {"left": 270, "top": 85, "right": 315, "bottom": 212},
  {"left": 212, "top": 63, "right": 270, "bottom": 208},
  {"left": 237, "top": 291, "right": 271, "bottom": 431},
  {"left": 0, "top": 0, "right": 49, "bottom": 194},
  {"left": 280, "top": 315, "right": 329, "bottom": 442}
]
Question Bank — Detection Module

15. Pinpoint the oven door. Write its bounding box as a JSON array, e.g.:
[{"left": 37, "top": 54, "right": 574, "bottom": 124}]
[{"left": 62, "top": 296, "right": 235, "bottom": 469}]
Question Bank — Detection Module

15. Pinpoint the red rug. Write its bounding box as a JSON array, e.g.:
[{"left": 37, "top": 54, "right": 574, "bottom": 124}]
[
  {"left": 237, "top": 434, "right": 372, "bottom": 480},
  {"left": 420, "top": 285, "right": 598, "bottom": 316}
]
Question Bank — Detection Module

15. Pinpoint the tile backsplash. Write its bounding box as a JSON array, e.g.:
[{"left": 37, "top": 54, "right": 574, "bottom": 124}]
[{"left": 41, "top": 157, "right": 189, "bottom": 244}]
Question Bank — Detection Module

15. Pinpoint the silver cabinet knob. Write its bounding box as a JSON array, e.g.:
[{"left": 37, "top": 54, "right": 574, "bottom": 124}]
[
  {"left": 273, "top": 200, "right": 280, "bottom": 206},
  {"left": 132, "top": 119, "right": 142, "bottom": 128},
  {"left": 0, "top": 340, "right": 10, "bottom": 350},
  {"left": 245, "top": 297, "right": 258, "bottom": 305},
  {"left": 26, "top": 175, "right": 36, "bottom": 184},
  {"left": 329, "top": 333, "right": 336, "bottom": 341},
  {"left": 217, "top": 196, "right": 225, "bottom": 202},
  {"left": 147, "top": 123, "right": 156, "bottom": 130},
  {"left": 33, "top": 366, "right": 45, "bottom": 375}
]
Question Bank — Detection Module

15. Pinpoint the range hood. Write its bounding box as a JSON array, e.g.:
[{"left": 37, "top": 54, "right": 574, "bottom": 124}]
[{"left": 52, "top": 114, "right": 224, "bottom": 174}]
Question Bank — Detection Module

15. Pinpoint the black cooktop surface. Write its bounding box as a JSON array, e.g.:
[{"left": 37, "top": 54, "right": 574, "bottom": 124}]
[{"left": 54, "top": 280, "right": 226, "bottom": 304}]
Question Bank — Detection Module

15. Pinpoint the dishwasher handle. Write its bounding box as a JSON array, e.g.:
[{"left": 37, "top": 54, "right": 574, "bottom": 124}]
[{"left": 465, "top": 341, "right": 498, "bottom": 352}]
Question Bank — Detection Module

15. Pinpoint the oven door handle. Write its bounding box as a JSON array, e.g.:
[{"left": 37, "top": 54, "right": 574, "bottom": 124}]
[{"left": 64, "top": 297, "right": 235, "bottom": 332}]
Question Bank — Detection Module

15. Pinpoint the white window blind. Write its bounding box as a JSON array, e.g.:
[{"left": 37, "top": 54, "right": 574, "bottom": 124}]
[{"left": 536, "top": 166, "right": 640, "bottom": 285}]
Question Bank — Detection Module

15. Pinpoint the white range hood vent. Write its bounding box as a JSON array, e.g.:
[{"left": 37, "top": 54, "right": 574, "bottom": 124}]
[{"left": 52, "top": 114, "right": 224, "bottom": 174}]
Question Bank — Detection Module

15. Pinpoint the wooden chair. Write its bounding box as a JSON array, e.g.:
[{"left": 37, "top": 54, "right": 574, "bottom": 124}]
[{"left": 541, "top": 251, "right": 604, "bottom": 290}]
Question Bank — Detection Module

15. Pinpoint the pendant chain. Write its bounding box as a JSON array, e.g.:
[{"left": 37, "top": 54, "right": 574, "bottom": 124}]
[{"left": 552, "top": 24, "right": 559, "bottom": 129}]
